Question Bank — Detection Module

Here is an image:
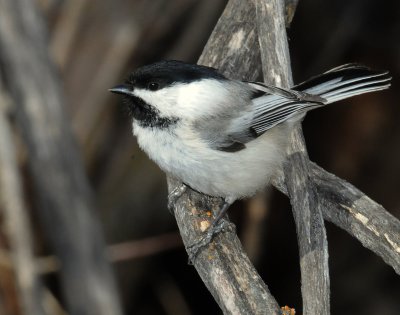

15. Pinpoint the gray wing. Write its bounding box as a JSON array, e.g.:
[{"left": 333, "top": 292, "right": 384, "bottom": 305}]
[
  {"left": 210, "top": 65, "right": 390, "bottom": 152},
  {"left": 204, "top": 82, "right": 326, "bottom": 152},
  {"left": 247, "top": 82, "right": 326, "bottom": 135},
  {"left": 197, "top": 117, "right": 257, "bottom": 152}
]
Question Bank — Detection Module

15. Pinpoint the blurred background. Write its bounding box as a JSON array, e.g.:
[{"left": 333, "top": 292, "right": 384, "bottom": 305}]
[{"left": 0, "top": 0, "right": 399, "bottom": 314}]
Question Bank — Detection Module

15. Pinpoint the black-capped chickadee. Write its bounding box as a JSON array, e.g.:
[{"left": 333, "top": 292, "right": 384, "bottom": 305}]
[{"left": 110, "top": 60, "right": 390, "bottom": 248}]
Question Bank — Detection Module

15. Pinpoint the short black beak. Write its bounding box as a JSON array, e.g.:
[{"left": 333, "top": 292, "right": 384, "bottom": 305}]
[{"left": 109, "top": 84, "right": 132, "bottom": 96}]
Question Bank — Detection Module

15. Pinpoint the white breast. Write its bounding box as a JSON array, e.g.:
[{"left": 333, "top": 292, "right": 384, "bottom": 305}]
[{"left": 133, "top": 120, "right": 291, "bottom": 200}]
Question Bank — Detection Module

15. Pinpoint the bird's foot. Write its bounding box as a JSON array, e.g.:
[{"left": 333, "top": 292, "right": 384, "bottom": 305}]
[{"left": 186, "top": 219, "right": 236, "bottom": 264}]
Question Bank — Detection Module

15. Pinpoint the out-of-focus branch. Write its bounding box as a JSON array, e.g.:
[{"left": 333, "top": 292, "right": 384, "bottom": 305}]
[
  {"left": 0, "top": 82, "right": 45, "bottom": 315},
  {"left": 49, "top": 0, "right": 89, "bottom": 69},
  {"left": 107, "top": 232, "right": 182, "bottom": 262},
  {"left": 0, "top": 233, "right": 182, "bottom": 277},
  {"left": 0, "top": 1, "right": 122, "bottom": 315}
]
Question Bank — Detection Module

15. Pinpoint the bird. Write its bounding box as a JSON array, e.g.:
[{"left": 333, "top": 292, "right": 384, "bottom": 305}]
[{"left": 110, "top": 60, "right": 390, "bottom": 256}]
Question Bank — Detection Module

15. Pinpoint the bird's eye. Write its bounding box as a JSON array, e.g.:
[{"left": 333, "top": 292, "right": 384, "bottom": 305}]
[{"left": 148, "top": 82, "right": 159, "bottom": 91}]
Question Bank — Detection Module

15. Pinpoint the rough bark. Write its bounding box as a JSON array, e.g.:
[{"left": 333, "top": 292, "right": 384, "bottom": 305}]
[
  {"left": 169, "top": 0, "right": 399, "bottom": 314},
  {"left": 255, "top": 1, "right": 330, "bottom": 313},
  {"left": 169, "top": 1, "right": 281, "bottom": 314}
]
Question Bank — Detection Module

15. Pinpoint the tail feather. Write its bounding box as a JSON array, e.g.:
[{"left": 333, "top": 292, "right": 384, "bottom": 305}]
[
  {"left": 294, "top": 64, "right": 391, "bottom": 104},
  {"left": 247, "top": 64, "right": 391, "bottom": 136}
]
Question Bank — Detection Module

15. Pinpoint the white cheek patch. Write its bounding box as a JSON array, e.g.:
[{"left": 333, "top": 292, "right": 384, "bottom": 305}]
[
  {"left": 132, "top": 87, "right": 179, "bottom": 118},
  {"left": 175, "top": 80, "right": 231, "bottom": 119},
  {"left": 132, "top": 80, "right": 234, "bottom": 120}
]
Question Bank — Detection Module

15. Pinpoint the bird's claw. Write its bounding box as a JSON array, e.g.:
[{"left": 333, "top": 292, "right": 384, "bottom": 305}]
[{"left": 186, "top": 219, "right": 236, "bottom": 264}]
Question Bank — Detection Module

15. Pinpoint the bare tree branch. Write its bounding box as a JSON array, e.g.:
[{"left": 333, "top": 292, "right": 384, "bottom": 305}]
[
  {"left": 169, "top": 1, "right": 282, "bottom": 313},
  {"left": 168, "top": 178, "right": 281, "bottom": 315},
  {"left": 169, "top": 0, "right": 399, "bottom": 314},
  {"left": 312, "top": 164, "right": 400, "bottom": 274},
  {"left": 272, "top": 162, "right": 400, "bottom": 276},
  {"left": 255, "top": 0, "right": 330, "bottom": 314}
]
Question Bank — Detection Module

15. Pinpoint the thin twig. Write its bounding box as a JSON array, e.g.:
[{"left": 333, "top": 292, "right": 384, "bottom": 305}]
[
  {"left": 1, "top": 233, "right": 183, "bottom": 276},
  {"left": 107, "top": 232, "right": 182, "bottom": 262}
]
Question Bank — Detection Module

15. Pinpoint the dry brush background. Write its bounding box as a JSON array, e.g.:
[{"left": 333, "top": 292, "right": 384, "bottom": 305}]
[{"left": 0, "top": 0, "right": 399, "bottom": 314}]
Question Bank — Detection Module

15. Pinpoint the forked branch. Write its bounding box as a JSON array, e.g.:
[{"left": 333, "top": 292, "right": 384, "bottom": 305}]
[{"left": 169, "top": 0, "right": 399, "bottom": 314}]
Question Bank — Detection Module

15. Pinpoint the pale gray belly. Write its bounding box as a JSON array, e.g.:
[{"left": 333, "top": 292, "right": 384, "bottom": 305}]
[{"left": 134, "top": 124, "right": 289, "bottom": 199}]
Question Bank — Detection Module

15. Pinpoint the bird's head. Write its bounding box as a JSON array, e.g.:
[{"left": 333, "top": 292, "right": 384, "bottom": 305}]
[{"left": 109, "top": 60, "right": 232, "bottom": 128}]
